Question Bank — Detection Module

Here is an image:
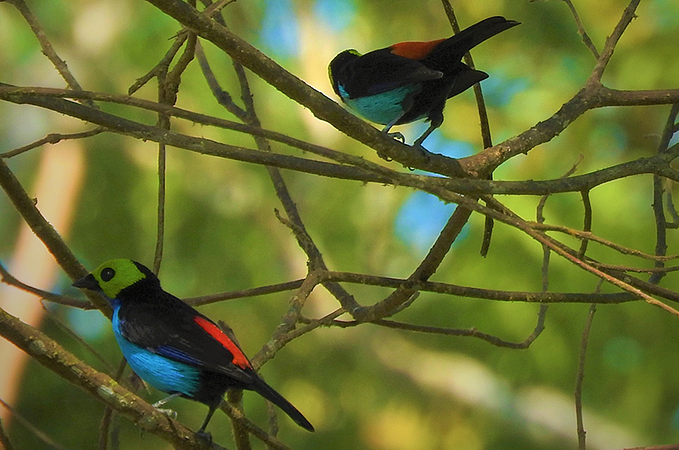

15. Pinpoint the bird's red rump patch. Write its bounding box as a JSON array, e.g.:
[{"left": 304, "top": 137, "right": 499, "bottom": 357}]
[
  {"left": 390, "top": 39, "right": 446, "bottom": 60},
  {"left": 194, "top": 316, "right": 251, "bottom": 369}
]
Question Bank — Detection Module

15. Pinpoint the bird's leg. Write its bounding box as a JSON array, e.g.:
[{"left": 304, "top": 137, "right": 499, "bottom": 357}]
[
  {"left": 381, "top": 113, "right": 407, "bottom": 143},
  {"left": 413, "top": 108, "right": 444, "bottom": 152},
  {"left": 412, "top": 123, "right": 436, "bottom": 149},
  {"left": 195, "top": 403, "right": 218, "bottom": 440},
  {"left": 152, "top": 393, "right": 182, "bottom": 419}
]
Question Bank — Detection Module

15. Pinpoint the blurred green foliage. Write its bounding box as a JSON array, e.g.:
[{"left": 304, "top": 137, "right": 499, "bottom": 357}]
[{"left": 1, "top": 0, "right": 679, "bottom": 449}]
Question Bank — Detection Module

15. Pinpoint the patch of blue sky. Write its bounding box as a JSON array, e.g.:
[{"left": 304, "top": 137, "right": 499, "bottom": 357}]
[
  {"left": 394, "top": 130, "right": 474, "bottom": 253},
  {"left": 405, "top": 126, "right": 475, "bottom": 172},
  {"left": 260, "top": 0, "right": 300, "bottom": 59},
  {"left": 314, "top": 0, "right": 356, "bottom": 33},
  {"left": 394, "top": 190, "right": 468, "bottom": 255},
  {"left": 480, "top": 75, "right": 530, "bottom": 108},
  {"left": 670, "top": 131, "right": 679, "bottom": 148}
]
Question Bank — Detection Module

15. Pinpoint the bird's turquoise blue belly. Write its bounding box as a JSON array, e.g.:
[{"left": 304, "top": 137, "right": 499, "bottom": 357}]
[
  {"left": 112, "top": 309, "right": 200, "bottom": 396},
  {"left": 340, "top": 85, "right": 420, "bottom": 125}
]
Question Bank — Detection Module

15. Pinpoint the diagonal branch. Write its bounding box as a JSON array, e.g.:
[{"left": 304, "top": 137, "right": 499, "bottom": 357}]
[
  {"left": 0, "top": 160, "right": 109, "bottom": 314},
  {"left": 4, "top": 0, "right": 94, "bottom": 107},
  {"left": 589, "top": 0, "right": 641, "bottom": 82}
]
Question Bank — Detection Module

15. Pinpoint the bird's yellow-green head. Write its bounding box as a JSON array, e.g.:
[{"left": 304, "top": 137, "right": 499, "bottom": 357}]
[{"left": 73, "top": 259, "right": 149, "bottom": 299}]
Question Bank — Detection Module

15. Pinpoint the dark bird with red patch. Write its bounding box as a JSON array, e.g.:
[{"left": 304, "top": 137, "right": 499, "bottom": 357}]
[
  {"left": 73, "top": 259, "right": 314, "bottom": 436},
  {"left": 328, "top": 16, "right": 519, "bottom": 149}
]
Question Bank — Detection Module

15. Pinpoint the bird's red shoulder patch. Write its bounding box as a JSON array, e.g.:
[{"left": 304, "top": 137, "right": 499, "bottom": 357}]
[
  {"left": 194, "top": 316, "right": 251, "bottom": 369},
  {"left": 390, "top": 39, "right": 446, "bottom": 60}
]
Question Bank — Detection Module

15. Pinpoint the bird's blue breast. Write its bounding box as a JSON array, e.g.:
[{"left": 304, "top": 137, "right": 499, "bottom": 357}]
[
  {"left": 339, "top": 84, "right": 421, "bottom": 125},
  {"left": 112, "top": 306, "right": 200, "bottom": 397}
]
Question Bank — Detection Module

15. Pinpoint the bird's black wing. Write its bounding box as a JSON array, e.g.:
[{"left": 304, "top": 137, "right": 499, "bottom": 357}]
[
  {"left": 117, "top": 292, "right": 254, "bottom": 383},
  {"left": 339, "top": 49, "right": 443, "bottom": 98}
]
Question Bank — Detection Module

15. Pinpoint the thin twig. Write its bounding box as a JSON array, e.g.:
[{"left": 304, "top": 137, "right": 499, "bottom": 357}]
[
  {"left": 0, "top": 262, "right": 93, "bottom": 309},
  {"left": 185, "top": 279, "right": 304, "bottom": 306},
  {"left": 4, "top": 86, "right": 679, "bottom": 196},
  {"left": 0, "top": 160, "right": 109, "bottom": 314},
  {"left": 319, "top": 270, "right": 636, "bottom": 304},
  {"left": 579, "top": 190, "right": 593, "bottom": 258},
  {"left": 0, "top": 128, "right": 105, "bottom": 159},
  {"left": 531, "top": 224, "right": 679, "bottom": 261},
  {"left": 4, "top": 0, "right": 94, "bottom": 107},
  {"left": 575, "top": 302, "right": 597, "bottom": 450},
  {"left": 129, "top": 34, "right": 188, "bottom": 95},
  {"left": 589, "top": 0, "right": 640, "bottom": 82},
  {"left": 226, "top": 390, "right": 252, "bottom": 450},
  {"left": 99, "top": 360, "right": 127, "bottom": 450},
  {"left": 440, "top": 0, "right": 496, "bottom": 256},
  {"left": 327, "top": 316, "right": 547, "bottom": 349},
  {"left": 589, "top": 262, "right": 679, "bottom": 274},
  {"left": 650, "top": 104, "right": 679, "bottom": 284},
  {"left": 195, "top": 41, "right": 248, "bottom": 120},
  {"left": 40, "top": 301, "right": 115, "bottom": 373},
  {"left": 354, "top": 205, "right": 473, "bottom": 322},
  {"left": 218, "top": 400, "right": 291, "bottom": 450},
  {"left": 561, "top": 0, "right": 600, "bottom": 59}
]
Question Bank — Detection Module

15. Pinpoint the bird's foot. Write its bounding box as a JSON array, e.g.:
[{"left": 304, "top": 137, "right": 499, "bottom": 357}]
[
  {"left": 410, "top": 142, "right": 431, "bottom": 165},
  {"left": 154, "top": 407, "right": 177, "bottom": 420},
  {"left": 376, "top": 132, "right": 407, "bottom": 161},
  {"left": 196, "top": 430, "right": 213, "bottom": 443},
  {"left": 386, "top": 131, "right": 406, "bottom": 143}
]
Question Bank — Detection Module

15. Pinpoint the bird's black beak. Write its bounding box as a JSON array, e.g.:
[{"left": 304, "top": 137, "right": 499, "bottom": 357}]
[{"left": 72, "top": 273, "right": 101, "bottom": 291}]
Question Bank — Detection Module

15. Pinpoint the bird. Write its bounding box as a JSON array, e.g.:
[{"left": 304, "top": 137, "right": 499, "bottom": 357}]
[
  {"left": 73, "top": 259, "right": 314, "bottom": 436},
  {"left": 328, "top": 16, "right": 519, "bottom": 149}
]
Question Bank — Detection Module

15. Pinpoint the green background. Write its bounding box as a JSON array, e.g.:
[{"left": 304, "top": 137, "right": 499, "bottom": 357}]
[{"left": 1, "top": 0, "right": 678, "bottom": 449}]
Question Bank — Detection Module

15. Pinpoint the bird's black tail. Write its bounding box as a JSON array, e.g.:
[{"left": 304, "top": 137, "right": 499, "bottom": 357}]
[
  {"left": 251, "top": 376, "right": 315, "bottom": 432},
  {"left": 428, "top": 16, "right": 520, "bottom": 63}
]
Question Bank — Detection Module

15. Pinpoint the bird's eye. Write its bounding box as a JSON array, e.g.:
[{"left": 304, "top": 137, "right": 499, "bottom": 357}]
[{"left": 101, "top": 268, "right": 115, "bottom": 282}]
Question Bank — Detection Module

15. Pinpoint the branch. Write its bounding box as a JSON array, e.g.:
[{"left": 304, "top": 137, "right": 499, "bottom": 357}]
[
  {"left": 0, "top": 86, "right": 388, "bottom": 184},
  {"left": 0, "top": 262, "right": 92, "bottom": 309},
  {"left": 0, "top": 159, "right": 109, "bottom": 314},
  {"left": 589, "top": 0, "right": 640, "bottom": 82},
  {"left": 597, "top": 87, "right": 679, "bottom": 107},
  {"left": 0, "top": 128, "right": 105, "bottom": 159},
  {"left": 560, "top": 0, "right": 599, "bottom": 59},
  {"left": 3, "top": 87, "right": 679, "bottom": 195},
  {"left": 650, "top": 104, "right": 679, "bottom": 284},
  {"left": 185, "top": 279, "right": 304, "bottom": 307},
  {"left": 4, "top": 0, "right": 93, "bottom": 107},
  {"left": 575, "top": 304, "right": 597, "bottom": 450},
  {"left": 353, "top": 205, "right": 473, "bottom": 322}
]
